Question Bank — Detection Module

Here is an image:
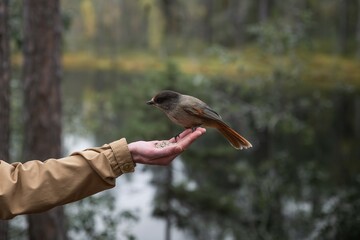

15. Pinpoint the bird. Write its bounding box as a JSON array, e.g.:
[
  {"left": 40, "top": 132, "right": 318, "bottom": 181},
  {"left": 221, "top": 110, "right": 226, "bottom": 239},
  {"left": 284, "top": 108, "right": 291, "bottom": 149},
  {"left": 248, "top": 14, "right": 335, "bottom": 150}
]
[{"left": 147, "top": 90, "right": 252, "bottom": 150}]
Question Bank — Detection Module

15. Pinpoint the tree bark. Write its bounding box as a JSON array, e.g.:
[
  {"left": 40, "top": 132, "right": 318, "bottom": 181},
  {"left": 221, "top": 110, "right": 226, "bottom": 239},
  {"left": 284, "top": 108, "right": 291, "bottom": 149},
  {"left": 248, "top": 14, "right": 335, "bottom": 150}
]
[
  {"left": 0, "top": 0, "right": 10, "bottom": 238},
  {"left": 231, "top": 0, "right": 251, "bottom": 47},
  {"left": 161, "top": 0, "right": 178, "bottom": 36},
  {"left": 338, "top": 0, "right": 349, "bottom": 54},
  {"left": 258, "top": 0, "right": 270, "bottom": 22},
  {"left": 357, "top": 0, "right": 360, "bottom": 58},
  {"left": 0, "top": 0, "right": 10, "bottom": 162},
  {"left": 22, "top": 0, "right": 66, "bottom": 239},
  {"left": 202, "top": 0, "right": 214, "bottom": 44}
]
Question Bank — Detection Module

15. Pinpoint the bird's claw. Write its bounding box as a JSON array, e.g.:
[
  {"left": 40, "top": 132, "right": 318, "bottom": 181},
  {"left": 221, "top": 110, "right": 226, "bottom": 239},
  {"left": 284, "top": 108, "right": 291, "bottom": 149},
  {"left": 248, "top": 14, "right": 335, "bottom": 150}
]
[
  {"left": 191, "top": 127, "right": 198, "bottom": 132},
  {"left": 174, "top": 133, "right": 180, "bottom": 142}
]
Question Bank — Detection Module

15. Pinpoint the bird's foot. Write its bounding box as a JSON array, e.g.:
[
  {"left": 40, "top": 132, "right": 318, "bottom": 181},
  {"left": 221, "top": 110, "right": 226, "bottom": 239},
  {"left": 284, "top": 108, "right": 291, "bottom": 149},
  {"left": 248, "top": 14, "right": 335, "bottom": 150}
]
[
  {"left": 174, "top": 133, "right": 181, "bottom": 142},
  {"left": 173, "top": 127, "right": 199, "bottom": 142},
  {"left": 191, "top": 127, "right": 198, "bottom": 132}
]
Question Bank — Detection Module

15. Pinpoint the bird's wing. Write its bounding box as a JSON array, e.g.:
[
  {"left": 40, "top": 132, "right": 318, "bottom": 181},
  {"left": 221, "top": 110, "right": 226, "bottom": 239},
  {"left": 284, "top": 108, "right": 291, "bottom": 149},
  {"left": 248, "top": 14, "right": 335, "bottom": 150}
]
[{"left": 183, "top": 105, "right": 222, "bottom": 121}]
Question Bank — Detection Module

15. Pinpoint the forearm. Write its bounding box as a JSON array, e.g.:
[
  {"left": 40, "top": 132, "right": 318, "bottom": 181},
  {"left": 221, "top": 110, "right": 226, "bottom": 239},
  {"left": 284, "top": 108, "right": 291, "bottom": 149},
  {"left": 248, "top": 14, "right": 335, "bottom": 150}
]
[{"left": 0, "top": 138, "right": 135, "bottom": 219}]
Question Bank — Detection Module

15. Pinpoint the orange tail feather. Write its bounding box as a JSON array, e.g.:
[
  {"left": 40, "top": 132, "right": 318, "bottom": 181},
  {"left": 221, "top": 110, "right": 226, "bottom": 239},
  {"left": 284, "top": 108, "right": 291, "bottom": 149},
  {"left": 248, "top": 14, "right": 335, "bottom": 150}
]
[{"left": 215, "top": 121, "right": 252, "bottom": 150}]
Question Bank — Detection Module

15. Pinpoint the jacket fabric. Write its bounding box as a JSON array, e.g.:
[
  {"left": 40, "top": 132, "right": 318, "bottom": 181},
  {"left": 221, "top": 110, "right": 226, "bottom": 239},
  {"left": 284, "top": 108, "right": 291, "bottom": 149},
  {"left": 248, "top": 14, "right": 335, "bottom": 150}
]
[{"left": 0, "top": 138, "right": 135, "bottom": 219}]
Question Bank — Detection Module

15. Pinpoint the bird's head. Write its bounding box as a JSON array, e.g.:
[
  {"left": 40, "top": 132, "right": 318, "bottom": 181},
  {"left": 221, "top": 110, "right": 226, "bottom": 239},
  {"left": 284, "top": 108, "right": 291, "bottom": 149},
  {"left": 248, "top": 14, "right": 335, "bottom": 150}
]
[{"left": 147, "top": 90, "right": 181, "bottom": 111}]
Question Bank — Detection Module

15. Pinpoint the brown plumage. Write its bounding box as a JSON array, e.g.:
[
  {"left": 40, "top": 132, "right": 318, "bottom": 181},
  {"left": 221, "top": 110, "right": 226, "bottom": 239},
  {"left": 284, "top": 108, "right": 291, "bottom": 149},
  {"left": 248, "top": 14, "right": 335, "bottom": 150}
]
[{"left": 147, "top": 90, "right": 252, "bottom": 150}]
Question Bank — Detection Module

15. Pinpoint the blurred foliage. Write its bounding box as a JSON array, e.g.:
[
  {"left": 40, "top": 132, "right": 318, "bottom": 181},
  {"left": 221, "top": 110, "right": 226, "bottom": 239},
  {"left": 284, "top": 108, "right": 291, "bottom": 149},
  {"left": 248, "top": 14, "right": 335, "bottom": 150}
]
[
  {"left": 66, "top": 192, "right": 138, "bottom": 240},
  {"left": 248, "top": 14, "right": 311, "bottom": 55},
  {"left": 61, "top": 0, "right": 360, "bottom": 56},
  {"left": 80, "top": 0, "right": 96, "bottom": 39},
  {"left": 309, "top": 188, "right": 360, "bottom": 240}
]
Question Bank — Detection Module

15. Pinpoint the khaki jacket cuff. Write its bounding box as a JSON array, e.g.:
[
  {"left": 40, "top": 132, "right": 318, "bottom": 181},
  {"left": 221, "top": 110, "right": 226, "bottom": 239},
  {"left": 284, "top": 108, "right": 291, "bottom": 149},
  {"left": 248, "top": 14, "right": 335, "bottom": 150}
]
[{"left": 109, "top": 138, "right": 136, "bottom": 176}]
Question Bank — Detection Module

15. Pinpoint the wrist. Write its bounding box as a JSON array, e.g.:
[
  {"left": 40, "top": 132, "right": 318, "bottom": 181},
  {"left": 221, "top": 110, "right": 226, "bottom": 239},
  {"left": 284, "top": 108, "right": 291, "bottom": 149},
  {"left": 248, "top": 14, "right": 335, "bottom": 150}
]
[{"left": 128, "top": 142, "right": 141, "bottom": 164}]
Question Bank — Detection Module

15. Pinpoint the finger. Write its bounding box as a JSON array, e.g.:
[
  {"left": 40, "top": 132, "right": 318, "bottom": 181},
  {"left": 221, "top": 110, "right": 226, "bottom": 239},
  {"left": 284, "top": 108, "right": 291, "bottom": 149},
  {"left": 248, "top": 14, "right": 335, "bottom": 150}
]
[
  {"left": 195, "top": 127, "right": 206, "bottom": 134},
  {"left": 169, "top": 127, "right": 206, "bottom": 143},
  {"left": 176, "top": 128, "right": 206, "bottom": 150},
  {"left": 169, "top": 129, "right": 193, "bottom": 143}
]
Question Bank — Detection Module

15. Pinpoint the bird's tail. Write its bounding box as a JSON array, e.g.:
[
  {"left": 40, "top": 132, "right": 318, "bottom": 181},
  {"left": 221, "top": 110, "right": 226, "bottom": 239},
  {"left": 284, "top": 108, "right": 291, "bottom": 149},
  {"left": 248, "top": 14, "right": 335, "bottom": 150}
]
[{"left": 215, "top": 120, "right": 252, "bottom": 150}]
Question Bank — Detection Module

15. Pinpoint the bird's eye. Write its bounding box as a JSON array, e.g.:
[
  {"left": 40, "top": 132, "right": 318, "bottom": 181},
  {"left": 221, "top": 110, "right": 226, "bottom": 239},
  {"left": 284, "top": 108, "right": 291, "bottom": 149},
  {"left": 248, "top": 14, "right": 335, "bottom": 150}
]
[{"left": 155, "top": 97, "right": 165, "bottom": 104}]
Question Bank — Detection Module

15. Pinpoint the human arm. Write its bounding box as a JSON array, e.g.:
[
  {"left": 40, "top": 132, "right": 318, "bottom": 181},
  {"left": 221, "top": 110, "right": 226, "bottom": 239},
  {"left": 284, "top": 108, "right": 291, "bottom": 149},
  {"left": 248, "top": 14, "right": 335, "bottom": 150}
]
[
  {"left": 0, "top": 128, "right": 205, "bottom": 219},
  {"left": 0, "top": 138, "right": 132, "bottom": 219}
]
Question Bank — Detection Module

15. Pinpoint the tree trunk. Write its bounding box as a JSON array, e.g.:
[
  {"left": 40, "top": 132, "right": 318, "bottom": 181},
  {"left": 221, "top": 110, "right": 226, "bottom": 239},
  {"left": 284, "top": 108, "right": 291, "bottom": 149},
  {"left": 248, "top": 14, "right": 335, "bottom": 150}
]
[
  {"left": 357, "top": 0, "right": 360, "bottom": 58},
  {"left": 0, "top": 0, "right": 10, "bottom": 238},
  {"left": 22, "top": 0, "right": 66, "bottom": 239},
  {"left": 337, "top": 0, "right": 349, "bottom": 54},
  {"left": 161, "top": 0, "right": 178, "bottom": 36},
  {"left": 0, "top": 0, "right": 10, "bottom": 162},
  {"left": 231, "top": 0, "right": 251, "bottom": 47},
  {"left": 258, "top": 0, "right": 270, "bottom": 22},
  {"left": 202, "top": 0, "right": 214, "bottom": 44},
  {"left": 27, "top": 208, "right": 67, "bottom": 240}
]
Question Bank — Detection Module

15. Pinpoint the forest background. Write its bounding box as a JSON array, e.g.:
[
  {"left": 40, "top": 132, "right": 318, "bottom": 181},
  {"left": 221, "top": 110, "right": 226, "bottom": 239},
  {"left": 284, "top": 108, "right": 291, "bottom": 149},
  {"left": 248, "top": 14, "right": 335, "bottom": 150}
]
[{"left": 0, "top": 0, "right": 360, "bottom": 239}]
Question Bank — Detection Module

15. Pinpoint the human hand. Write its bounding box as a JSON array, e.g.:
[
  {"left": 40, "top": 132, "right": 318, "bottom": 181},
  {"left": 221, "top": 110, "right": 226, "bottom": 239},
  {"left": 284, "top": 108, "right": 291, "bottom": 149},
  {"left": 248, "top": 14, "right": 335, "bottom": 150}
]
[{"left": 128, "top": 127, "right": 206, "bottom": 165}]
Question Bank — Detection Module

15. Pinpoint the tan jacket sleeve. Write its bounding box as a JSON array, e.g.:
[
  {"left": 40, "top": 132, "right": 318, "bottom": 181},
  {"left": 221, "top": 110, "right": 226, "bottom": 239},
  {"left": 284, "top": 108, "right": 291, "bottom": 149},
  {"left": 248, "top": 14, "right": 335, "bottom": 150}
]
[{"left": 0, "top": 138, "right": 135, "bottom": 220}]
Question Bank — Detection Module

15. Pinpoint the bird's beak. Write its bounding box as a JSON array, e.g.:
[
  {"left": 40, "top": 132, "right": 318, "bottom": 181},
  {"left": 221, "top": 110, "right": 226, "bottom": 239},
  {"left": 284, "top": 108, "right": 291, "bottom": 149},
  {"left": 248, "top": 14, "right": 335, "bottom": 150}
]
[{"left": 146, "top": 99, "right": 155, "bottom": 105}]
